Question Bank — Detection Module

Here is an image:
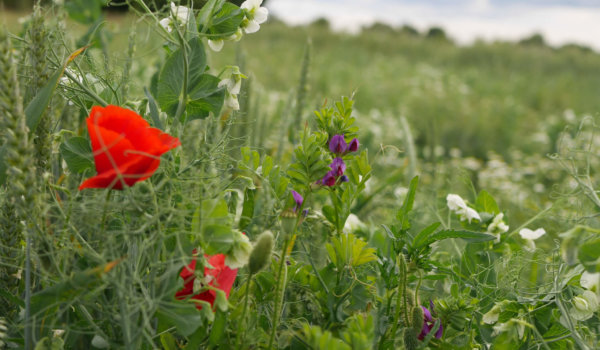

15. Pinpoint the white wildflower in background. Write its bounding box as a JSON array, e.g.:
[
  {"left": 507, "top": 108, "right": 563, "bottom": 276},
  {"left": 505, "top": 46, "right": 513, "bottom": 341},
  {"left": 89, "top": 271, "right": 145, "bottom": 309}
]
[
  {"left": 159, "top": 2, "right": 191, "bottom": 33},
  {"left": 570, "top": 291, "right": 599, "bottom": 321},
  {"left": 225, "top": 232, "right": 252, "bottom": 269},
  {"left": 241, "top": 0, "right": 268, "bottom": 34}
]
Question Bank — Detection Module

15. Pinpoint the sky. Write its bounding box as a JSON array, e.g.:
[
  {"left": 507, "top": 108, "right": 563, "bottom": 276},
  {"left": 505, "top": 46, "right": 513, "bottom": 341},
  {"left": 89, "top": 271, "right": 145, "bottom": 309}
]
[{"left": 268, "top": 0, "right": 600, "bottom": 50}]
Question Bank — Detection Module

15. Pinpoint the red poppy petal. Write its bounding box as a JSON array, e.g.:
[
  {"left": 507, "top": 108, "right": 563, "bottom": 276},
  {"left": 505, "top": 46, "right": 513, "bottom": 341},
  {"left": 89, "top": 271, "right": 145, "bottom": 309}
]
[
  {"left": 91, "top": 105, "right": 150, "bottom": 137},
  {"left": 87, "top": 121, "right": 136, "bottom": 174}
]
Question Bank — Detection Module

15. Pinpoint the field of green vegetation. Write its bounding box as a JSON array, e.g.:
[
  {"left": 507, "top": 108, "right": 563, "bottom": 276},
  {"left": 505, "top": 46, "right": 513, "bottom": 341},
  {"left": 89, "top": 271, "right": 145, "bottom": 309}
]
[{"left": 1, "top": 1, "right": 599, "bottom": 349}]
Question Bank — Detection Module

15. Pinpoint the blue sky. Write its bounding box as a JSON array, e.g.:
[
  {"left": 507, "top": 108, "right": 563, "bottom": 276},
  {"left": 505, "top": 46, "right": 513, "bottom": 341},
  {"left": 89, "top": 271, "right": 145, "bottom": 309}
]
[{"left": 268, "top": 0, "right": 600, "bottom": 50}]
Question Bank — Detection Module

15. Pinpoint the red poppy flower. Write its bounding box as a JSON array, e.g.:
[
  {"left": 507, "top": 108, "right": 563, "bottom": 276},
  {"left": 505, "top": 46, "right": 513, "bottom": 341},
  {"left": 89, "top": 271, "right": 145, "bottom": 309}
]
[
  {"left": 175, "top": 250, "right": 238, "bottom": 310},
  {"left": 79, "top": 105, "right": 180, "bottom": 190}
]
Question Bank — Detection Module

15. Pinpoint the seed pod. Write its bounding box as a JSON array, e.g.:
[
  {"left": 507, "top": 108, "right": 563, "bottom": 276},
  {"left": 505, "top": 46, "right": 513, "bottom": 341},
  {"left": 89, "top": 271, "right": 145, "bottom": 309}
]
[
  {"left": 411, "top": 306, "right": 424, "bottom": 335},
  {"left": 403, "top": 327, "right": 419, "bottom": 350},
  {"left": 248, "top": 231, "right": 274, "bottom": 274}
]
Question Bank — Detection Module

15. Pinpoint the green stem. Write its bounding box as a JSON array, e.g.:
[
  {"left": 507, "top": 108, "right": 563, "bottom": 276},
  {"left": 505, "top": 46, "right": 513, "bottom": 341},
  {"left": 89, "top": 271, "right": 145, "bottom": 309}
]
[
  {"left": 236, "top": 273, "right": 253, "bottom": 348},
  {"left": 101, "top": 190, "right": 113, "bottom": 233},
  {"left": 299, "top": 240, "right": 329, "bottom": 294},
  {"left": 24, "top": 226, "right": 32, "bottom": 350},
  {"left": 267, "top": 236, "right": 290, "bottom": 350},
  {"left": 63, "top": 69, "right": 108, "bottom": 107},
  {"left": 173, "top": 23, "right": 189, "bottom": 125}
]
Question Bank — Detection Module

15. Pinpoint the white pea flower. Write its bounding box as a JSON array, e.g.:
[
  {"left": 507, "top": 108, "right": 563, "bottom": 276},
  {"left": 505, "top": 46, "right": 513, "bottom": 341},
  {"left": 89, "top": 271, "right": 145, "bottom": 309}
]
[
  {"left": 225, "top": 232, "right": 252, "bottom": 269},
  {"left": 570, "top": 290, "right": 599, "bottom": 321},
  {"left": 482, "top": 304, "right": 502, "bottom": 324},
  {"left": 208, "top": 39, "right": 224, "bottom": 52},
  {"left": 519, "top": 228, "right": 546, "bottom": 240},
  {"left": 344, "top": 214, "right": 364, "bottom": 232},
  {"left": 228, "top": 28, "right": 244, "bottom": 42},
  {"left": 241, "top": 0, "right": 268, "bottom": 34},
  {"left": 519, "top": 228, "right": 545, "bottom": 251},
  {"left": 446, "top": 194, "right": 467, "bottom": 211},
  {"left": 487, "top": 213, "right": 509, "bottom": 234},
  {"left": 458, "top": 207, "right": 481, "bottom": 223},
  {"left": 224, "top": 93, "right": 240, "bottom": 110},
  {"left": 160, "top": 2, "right": 192, "bottom": 33},
  {"left": 581, "top": 271, "right": 600, "bottom": 292}
]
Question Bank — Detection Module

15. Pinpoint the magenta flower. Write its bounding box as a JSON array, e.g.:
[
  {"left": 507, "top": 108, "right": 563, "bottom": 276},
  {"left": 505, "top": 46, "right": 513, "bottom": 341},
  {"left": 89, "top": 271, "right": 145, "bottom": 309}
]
[
  {"left": 329, "top": 134, "right": 348, "bottom": 154},
  {"left": 321, "top": 171, "right": 337, "bottom": 186},
  {"left": 418, "top": 305, "right": 443, "bottom": 340},
  {"left": 330, "top": 157, "right": 346, "bottom": 176},
  {"left": 291, "top": 190, "right": 303, "bottom": 212},
  {"left": 349, "top": 138, "right": 359, "bottom": 152}
]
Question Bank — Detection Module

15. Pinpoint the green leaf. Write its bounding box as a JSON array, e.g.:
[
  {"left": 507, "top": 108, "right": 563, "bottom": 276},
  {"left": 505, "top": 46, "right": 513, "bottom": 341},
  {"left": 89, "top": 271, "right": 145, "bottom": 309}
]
[
  {"left": 160, "top": 333, "right": 178, "bottom": 350},
  {"left": 208, "top": 3, "right": 244, "bottom": 37},
  {"left": 476, "top": 190, "right": 500, "bottom": 215},
  {"left": 208, "top": 309, "right": 228, "bottom": 346},
  {"left": 157, "top": 38, "right": 223, "bottom": 121},
  {"left": 156, "top": 302, "right": 203, "bottom": 337},
  {"left": 59, "top": 136, "right": 94, "bottom": 174},
  {"left": 144, "top": 87, "right": 164, "bottom": 130},
  {"left": 397, "top": 176, "right": 418, "bottom": 231},
  {"left": 411, "top": 222, "right": 441, "bottom": 249},
  {"left": 239, "top": 188, "right": 255, "bottom": 230},
  {"left": 25, "top": 68, "right": 63, "bottom": 132},
  {"left": 415, "top": 229, "right": 496, "bottom": 249},
  {"left": 197, "top": 0, "right": 226, "bottom": 30},
  {"left": 578, "top": 237, "right": 600, "bottom": 272}
]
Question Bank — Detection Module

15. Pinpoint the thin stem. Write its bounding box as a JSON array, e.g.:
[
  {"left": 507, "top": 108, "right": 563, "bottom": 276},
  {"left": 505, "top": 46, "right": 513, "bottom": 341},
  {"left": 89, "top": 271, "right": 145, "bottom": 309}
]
[
  {"left": 236, "top": 273, "right": 253, "bottom": 348},
  {"left": 63, "top": 69, "right": 108, "bottom": 107},
  {"left": 267, "top": 236, "right": 290, "bottom": 350},
  {"left": 299, "top": 240, "right": 330, "bottom": 294},
  {"left": 101, "top": 190, "right": 113, "bottom": 233},
  {"left": 24, "top": 226, "right": 32, "bottom": 350}
]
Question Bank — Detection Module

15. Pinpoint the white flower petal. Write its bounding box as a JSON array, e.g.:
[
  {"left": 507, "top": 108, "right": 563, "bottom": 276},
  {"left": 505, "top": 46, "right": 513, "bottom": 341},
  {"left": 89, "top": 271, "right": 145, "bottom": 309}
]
[
  {"left": 244, "top": 20, "right": 260, "bottom": 34},
  {"left": 254, "top": 7, "right": 268, "bottom": 24},
  {"left": 159, "top": 18, "right": 172, "bottom": 32},
  {"left": 208, "top": 39, "right": 224, "bottom": 52},
  {"left": 519, "top": 228, "right": 546, "bottom": 240},
  {"left": 446, "top": 194, "right": 467, "bottom": 211},
  {"left": 230, "top": 78, "right": 242, "bottom": 95},
  {"left": 241, "top": 0, "right": 262, "bottom": 10},
  {"left": 581, "top": 271, "right": 600, "bottom": 291}
]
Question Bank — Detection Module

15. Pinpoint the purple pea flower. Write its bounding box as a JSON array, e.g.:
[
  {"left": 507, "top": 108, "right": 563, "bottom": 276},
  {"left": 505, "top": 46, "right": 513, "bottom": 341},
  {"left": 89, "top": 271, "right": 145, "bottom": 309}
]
[
  {"left": 321, "top": 171, "right": 336, "bottom": 187},
  {"left": 291, "top": 190, "right": 303, "bottom": 212},
  {"left": 330, "top": 157, "right": 346, "bottom": 177},
  {"left": 348, "top": 138, "right": 359, "bottom": 152},
  {"left": 329, "top": 134, "right": 348, "bottom": 154},
  {"left": 418, "top": 305, "right": 443, "bottom": 340}
]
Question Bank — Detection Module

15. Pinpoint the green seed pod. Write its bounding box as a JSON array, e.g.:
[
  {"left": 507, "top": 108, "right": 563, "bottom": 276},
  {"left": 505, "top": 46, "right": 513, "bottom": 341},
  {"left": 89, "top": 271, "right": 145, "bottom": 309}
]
[
  {"left": 248, "top": 231, "right": 274, "bottom": 274},
  {"left": 403, "top": 327, "right": 419, "bottom": 350},
  {"left": 411, "top": 306, "right": 424, "bottom": 335}
]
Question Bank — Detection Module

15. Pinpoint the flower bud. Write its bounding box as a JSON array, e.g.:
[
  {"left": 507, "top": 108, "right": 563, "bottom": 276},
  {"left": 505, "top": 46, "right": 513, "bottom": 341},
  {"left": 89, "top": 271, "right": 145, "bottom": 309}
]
[
  {"left": 349, "top": 138, "right": 359, "bottom": 152},
  {"left": 248, "top": 231, "right": 274, "bottom": 274},
  {"left": 411, "top": 305, "right": 424, "bottom": 335}
]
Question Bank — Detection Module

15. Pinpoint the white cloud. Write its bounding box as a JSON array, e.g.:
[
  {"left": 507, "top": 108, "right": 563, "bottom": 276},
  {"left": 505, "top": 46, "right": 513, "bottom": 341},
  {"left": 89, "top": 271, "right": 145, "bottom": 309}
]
[{"left": 268, "top": 0, "right": 600, "bottom": 50}]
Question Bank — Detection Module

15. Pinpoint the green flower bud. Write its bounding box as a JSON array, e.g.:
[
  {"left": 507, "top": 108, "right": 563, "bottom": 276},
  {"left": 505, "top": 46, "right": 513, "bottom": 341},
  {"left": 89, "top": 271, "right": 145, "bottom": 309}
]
[
  {"left": 411, "top": 306, "right": 424, "bottom": 335},
  {"left": 249, "top": 231, "right": 274, "bottom": 274}
]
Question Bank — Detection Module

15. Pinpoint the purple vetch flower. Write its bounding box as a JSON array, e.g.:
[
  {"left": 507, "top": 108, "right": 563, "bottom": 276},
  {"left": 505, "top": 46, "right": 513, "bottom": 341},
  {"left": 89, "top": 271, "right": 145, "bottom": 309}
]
[
  {"left": 329, "top": 134, "right": 348, "bottom": 154},
  {"left": 418, "top": 305, "right": 443, "bottom": 340},
  {"left": 340, "top": 175, "right": 348, "bottom": 183},
  {"left": 302, "top": 209, "right": 309, "bottom": 218},
  {"left": 321, "top": 171, "right": 336, "bottom": 187},
  {"left": 291, "top": 190, "right": 303, "bottom": 212},
  {"left": 330, "top": 157, "right": 346, "bottom": 177},
  {"left": 348, "top": 138, "right": 359, "bottom": 152}
]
